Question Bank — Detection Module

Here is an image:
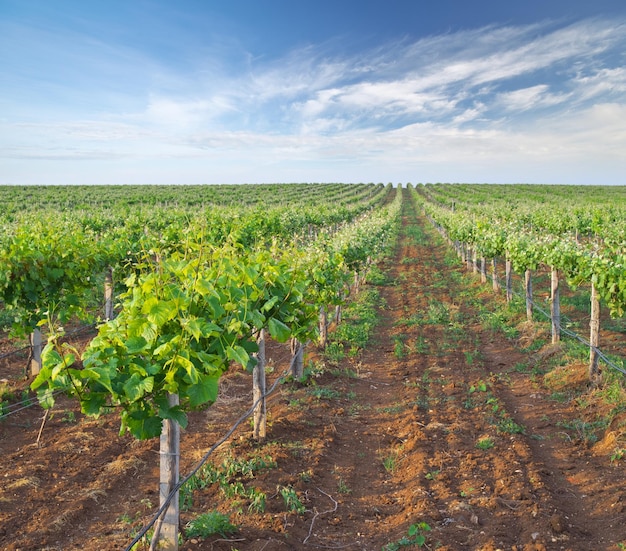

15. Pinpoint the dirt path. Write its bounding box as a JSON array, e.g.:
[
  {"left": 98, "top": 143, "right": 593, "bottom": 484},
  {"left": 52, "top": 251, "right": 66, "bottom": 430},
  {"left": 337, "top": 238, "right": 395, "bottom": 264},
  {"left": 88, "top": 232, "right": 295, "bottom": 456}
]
[{"left": 1, "top": 189, "right": 625, "bottom": 550}]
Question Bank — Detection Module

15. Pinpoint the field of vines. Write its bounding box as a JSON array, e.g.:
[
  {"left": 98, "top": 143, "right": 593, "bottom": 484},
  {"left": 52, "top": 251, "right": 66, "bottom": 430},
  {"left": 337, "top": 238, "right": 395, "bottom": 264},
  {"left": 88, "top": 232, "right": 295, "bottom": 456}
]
[{"left": 1, "top": 183, "right": 625, "bottom": 550}]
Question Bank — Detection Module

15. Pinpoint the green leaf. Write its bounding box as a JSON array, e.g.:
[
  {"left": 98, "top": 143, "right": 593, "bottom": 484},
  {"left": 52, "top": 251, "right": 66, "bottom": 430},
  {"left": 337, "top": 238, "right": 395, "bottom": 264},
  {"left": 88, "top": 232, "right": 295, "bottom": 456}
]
[
  {"left": 193, "top": 350, "right": 223, "bottom": 373},
  {"left": 81, "top": 392, "right": 107, "bottom": 416},
  {"left": 226, "top": 345, "right": 250, "bottom": 367},
  {"left": 194, "top": 277, "right": 213, "bottom": 296},
  {"left": 142, "top": 298, "right": 177, "bottom": 326},
  {"left": 36, "top": 388, "right": 56, "bottom": 409},
  {"left": 184, "top": 318, "right": 203, "bottom": 341},
  {"left": 123, "top": 374, "right": 154, "bottom": 402},
  {"left": 262, "top": 296, "right": 279, "bottom": 312},
  {"left": 173, "top": 355, "right": 199, "bottom": 383},
  {"left": 160, "top": 405, "right": 188, "bottom": 429},
  {"left": 153, "top": 340, "right": 174, "bottom": 359},
  {"left": 268, "top": 318, "right": 291, "bottom": 342},
  {"left": 184, "top": 318, "right": 221, "bottom": 341},
  {"left": 125, "top": 336, "right": 148, "bottom": 354},
  {"left": 187, "top": 373, "right": 220, "bottom": 407},
  {"left": 207, "top": 296, "right": 226, "bottom": 318},
  {"left": 80, "top": 367, "right": 113, "bottom": 393},
  {"left": 124, "top": 411, "right": 163, "bottom": 440}
]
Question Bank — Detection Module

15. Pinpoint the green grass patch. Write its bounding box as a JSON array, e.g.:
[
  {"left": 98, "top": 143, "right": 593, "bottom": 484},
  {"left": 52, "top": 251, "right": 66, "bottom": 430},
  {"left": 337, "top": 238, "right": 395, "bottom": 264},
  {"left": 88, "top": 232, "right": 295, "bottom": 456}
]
[{"left": 185, "top": 511, "right": 237, "bottom": 539}]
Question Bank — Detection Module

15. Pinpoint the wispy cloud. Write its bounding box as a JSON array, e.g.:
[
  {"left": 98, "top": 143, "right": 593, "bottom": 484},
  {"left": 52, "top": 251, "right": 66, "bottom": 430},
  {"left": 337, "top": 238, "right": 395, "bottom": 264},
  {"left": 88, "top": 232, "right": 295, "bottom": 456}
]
[{"left": 1, "top": 15, "right": 625, "bottom": 184}]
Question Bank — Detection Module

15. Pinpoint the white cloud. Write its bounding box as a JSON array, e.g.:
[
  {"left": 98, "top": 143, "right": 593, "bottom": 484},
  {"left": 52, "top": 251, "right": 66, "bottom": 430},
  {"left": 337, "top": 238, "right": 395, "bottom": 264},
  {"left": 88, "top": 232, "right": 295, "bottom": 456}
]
[
  {"left": 1, "top": 16, "right": 625, "bottom": 184},
  {"left": 497, "top": 85, "right": 570, "bottom": 111},
  {"left": 573, "top": 67, "right": 626, "bottom": 100}
]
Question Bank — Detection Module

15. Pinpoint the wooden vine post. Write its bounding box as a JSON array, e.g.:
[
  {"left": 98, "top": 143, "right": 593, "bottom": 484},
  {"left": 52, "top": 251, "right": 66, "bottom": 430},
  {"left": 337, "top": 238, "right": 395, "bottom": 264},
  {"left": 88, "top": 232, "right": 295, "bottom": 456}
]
[
  {"left": 290, "top": 338, "right": 304, "bottom": 379},
  {"left": 29, "top": 328, "right": 42, "bottom": 376},
  {"left": 104, "top": 267, "right": 114, "bottom": 320},
  {"left": 550, "top": 268, "right": 560, "bottom": 344},
  {"left": 480, "top": 257, "right": 487, "bottom": 284},
  {"left": 524, "top": 269, "right": 533, "bottom": 322},
  {"left": 589, "top": 282, "right": 601, "bottom": 381},
  {"left": 334, "top": 304, "right": 342, "bottom": 325},
  {"left": 252, "top": 329, "right": 267, "bottom": 441},
  {"left": 505, "top": 256, "right": 513, "bottom": 303},
  {"left": 318, "top": 307, "right": 328, "bottom": 348},
  {"left": 491, "top": 259, "right": 500, "bottom": 292},
  {"left": 156, "top": 393, "right": 180, "bottom": 551}
]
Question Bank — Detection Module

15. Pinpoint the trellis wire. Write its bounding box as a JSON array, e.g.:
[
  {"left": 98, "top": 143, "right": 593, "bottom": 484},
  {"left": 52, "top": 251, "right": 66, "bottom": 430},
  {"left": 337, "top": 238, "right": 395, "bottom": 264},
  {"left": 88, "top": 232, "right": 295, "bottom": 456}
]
[
  {"left": 509, "top": 283, "right": 626, "bottom": 376},
  {"left": 124, "top": 347, "right": 303, "bottom": 551},
  {"left": 0, "top": 321, "right": 96, "bottom": 363}
]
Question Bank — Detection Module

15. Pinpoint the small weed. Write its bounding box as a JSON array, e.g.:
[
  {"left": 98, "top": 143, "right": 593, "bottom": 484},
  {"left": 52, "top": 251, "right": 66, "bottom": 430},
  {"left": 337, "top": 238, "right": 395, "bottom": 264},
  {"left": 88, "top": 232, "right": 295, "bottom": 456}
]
[
  {"left": 490, "top": 371, "right": 510, "bottom": 385},
  {"left": 497, "top": 417, "right": 525, "bottom": 435},
  {"left": 61, "top": 410, "right": 76, "bottom": 423},
  {"left": 468, "top": 381, "right": 488, "bottom": 393},
  {"left": 513, "top": 362, "right": 529, "bottom": 373},
  {"left": 348, "top": 402, "right": 370, "bottom": 417},
  {"left": 557, "top": 418, "right": 608, "bottom": 444},
  {"left": 425, "top": 300, "right": 450, "bottom": 325},
  {"left": 185, "top": 511, "right": 237, "bottom": 539},
  {"left": 308, "top": 387, "right": 342, "bottom": 400},
  {"left": 247, "top": 488, "right": 267, "bottom": 513},
  {"left": 298, "top": 469, "right": 313, "bottom": 483},
  {"left": 279, "top": 486, "right": 306, "bottom": 514},
  {"left": 424, "top": 470, "right": 439, "bottom": 480},
  {"left": 288, "top": 398, "right": 305, "bottom": 409},
  {"left": 475, "top": 437, "right": 495, "bottom": 450},
  {"left": 365, "top": 264, "right": 390, "bottom": 285},
  {"left": 413, "top": 336, "right": 429, "bottom": 354},
  {"left": 611, "top": 448, "right": 626, "bottom": 463},
  {"left": 329, "top": 367, "right": 359, "bottom": 379},
  {"left": 325, "top": 342, "right": 345, "bottom": 363},
  {"left": 116, "top": 513, "right": 134, "bottom": 525},
  {"left": 382, "top": 451, "right": 400, "bottom": 474},
  {"left": 400, "top": 256, "right": 419, "bottom": 265},
  {"left": 463, "top": 397, "right": 477, "bottom": 409},
  {"left": 180, "top": 453, "right": 275, "bottom": 512},
  {"left": 480, "top": 310, "right": 519, "bottom": 338},
  {"left": 393, "top": 337, "right": 408, "bottom": 359},
  {"left": 378, "top": 403, "right": 406, "bottom": 414},
  {"left": 337, "top": 478, "right": 351, "bottom": 494},
  {"left": 550, "top": 391, "right": 572, "bottom": 403},
  {"left": 383, "top": 522, "right": 431, "bottom": 550},
  {"left": 412, "top": 397, "right": 430, "bottom": 410}
]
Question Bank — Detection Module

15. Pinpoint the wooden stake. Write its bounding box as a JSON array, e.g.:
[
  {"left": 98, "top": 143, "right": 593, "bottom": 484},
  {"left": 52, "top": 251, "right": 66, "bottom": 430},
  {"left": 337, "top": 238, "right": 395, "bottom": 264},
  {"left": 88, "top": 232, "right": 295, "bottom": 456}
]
[
  {"left": 480, "top": 257, "right": 487, "bottom": 284},
  {"left": 104, "top": 267, "right": 114, "bottom": 321},
  {"left": 525, "top": 269, "right": 533, "bottom": 322},
  {"left": 551, "top": 268, "right": 560, "bottom": 344},
  {"left": 491, "top": 259, "right": 499, "bottom": 292},
  {"left": 29, "top": 328, "right": 42, "bottom": 377},
  {"left": 318, "top": 307, "right": 328, "bottom": 348},
  {"left": 505, "top": 257, "right": 513, "bottom": 303},
  {"left": 290, "top": 338, "right": 304, "bottom": 379},
  {"left": 334, "top": 304, "right": 342, "bottom": 325},
  {"left": 252, "top": 329, "right": 266, "bottom": 441},
  {"left": 155, "top": 393, "right": 180, "bottom": 551},
  {"left": 589, "top": 282, "right": 601, "bottom": 381},
  {"left": 36, "top": 408, "right": 49, "bottom": 447}
]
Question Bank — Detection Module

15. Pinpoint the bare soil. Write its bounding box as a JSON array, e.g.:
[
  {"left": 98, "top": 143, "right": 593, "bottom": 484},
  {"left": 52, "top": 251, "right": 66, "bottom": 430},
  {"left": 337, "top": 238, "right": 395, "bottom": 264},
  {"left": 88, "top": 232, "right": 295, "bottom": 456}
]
[{"left": 1, "top": 194, "right": 625, "bottom": 550}]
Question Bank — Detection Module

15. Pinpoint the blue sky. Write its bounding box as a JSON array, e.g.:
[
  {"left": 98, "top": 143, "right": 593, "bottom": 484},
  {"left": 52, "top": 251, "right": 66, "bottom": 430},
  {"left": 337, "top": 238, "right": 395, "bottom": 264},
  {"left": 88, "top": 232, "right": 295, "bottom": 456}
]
[{"left": 1, "top": 1, "right": 625, "bottom": 185}]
